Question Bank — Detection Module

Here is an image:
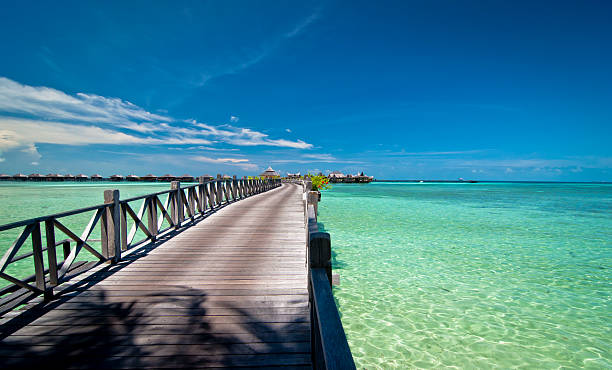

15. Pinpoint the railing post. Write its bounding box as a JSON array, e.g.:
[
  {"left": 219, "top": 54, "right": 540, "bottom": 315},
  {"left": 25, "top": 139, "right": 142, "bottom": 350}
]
[
  {"left": 120, "top": 203, "right": 128, "bottom": 251},
  {"left": 62, "top": 240, "right": 71, "bottom": 260},
  {"left": 232, "top": 175, "right": 238, "bottom": 200},
  {"left": 44, "top": 219, "right": 58, "bottom": 289},
  {"left": 308, "top": 191, "right": 319, "bottom": 219},
  {"left": 171, "top": 181, "right": 182, "bottom": 228},
  {"left": 146, "top": 196, "right": 158, "bottom": 241},
  {"left": 103, "top": 189, "right": 121, "bottom": 263},
  {"left": 188, "top": 187, "right": 196, "bottom": 220},
  {"left": 309, "top": 232, "right": 332, "bottom": 286},
  {"left": 31, "top": 222, "right": 47, "bottom": 298},
  {"left": 198, "top": 176, "right": 205, "bottom": 213},
  {"left": 216, "top": 174, "right": 223, "bottom": 205}
]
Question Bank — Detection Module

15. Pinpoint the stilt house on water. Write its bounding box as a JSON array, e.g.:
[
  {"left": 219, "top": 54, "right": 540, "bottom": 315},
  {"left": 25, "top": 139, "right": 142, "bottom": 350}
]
[
  {"left": 260, "top": 166, "right": 280, "bottom": 178},
  {"left": 328, "top": 171, "right": 374, "bottom": 183}
]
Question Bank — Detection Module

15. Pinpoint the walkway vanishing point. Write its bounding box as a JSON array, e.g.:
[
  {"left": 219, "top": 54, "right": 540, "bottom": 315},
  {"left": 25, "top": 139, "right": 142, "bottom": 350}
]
[{"left": 0, "top": 178, "right": 355, "bottom": 369}]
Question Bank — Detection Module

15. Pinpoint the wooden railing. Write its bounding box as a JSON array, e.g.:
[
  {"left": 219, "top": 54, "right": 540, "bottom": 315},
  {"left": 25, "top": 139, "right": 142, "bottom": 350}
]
[
  {"left": 0, "top": 175, "right": 281, "bottom": 315},
  {"left": 304, "top": 181, "right": 355, "bottom": 370}
]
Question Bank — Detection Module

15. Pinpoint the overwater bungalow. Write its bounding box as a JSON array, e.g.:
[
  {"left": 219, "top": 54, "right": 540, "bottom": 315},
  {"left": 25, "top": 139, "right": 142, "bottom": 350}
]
[
  {"left": 286, "top": 172, "right": 301, "bottom": 179},
  {"left": 200, "top": 174, "right": 214, "bottom": 182},
  {"left": 75, "top": 174, "right": 88, "bottom": 181},
  {"left": 110, "top": 174, "right": 124, "bottom": 181},
  {"left": 179, "top": 174, "right": 195, "bottom": 182},
  {"left": 47, "top": 173, "right": 64, "bottom": 182},
  {"left": 328, "top": 171, "right": 346, "bottom": 183},
  {"left": 222, "top": 174, "right": 232, "bottom": 180},
  {"left": 13, "top": 173, "right": 27, "bottom": 181},
  {"left": 158, "top": 174, "right": 176, "bottom": 182},
  {"left": 0, "top": 174, "right": 11, "bottom": 181},
  {"left": 28, "top": 173, "right": 45, "bottom": 182},
  {"left": 64, "top": 174, "right": 75, "bottom": 181},
  {"left": 260, "top": 166, "right": 280, "bottom": 179},
  {"left": 328, "top": 171, "right": 373, "bottom": 183},
  {"left": 90, "top": 174, "right": 103, "bottom": 181},
  {"left": 353, "top": 172, "right": 374, "bottom": 183},
  {"left": 126, "top": 174, "right": 140, "bottom": 182},
  {"left": 140, "top": 174, "right": 157, "bottom": 182}
]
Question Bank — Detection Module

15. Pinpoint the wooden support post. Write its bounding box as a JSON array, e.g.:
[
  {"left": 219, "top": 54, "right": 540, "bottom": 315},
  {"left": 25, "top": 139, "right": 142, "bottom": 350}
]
[
  {"left": 308, "top": 191, "right": 319, "bottom": 219},
  {"left": 44, "top": 219, "right": 58, "bottom": 288},
  {"left": 62, "top": 240, "right": 71, "bottom": 260},
  {"left": 198, "top": 176, "right": 205, "bottom": 213},
  {"left": 171, "top": 181, "right": 182, "bottom": 228},
  {"left": 232, "top": 175, "right": 237, "bottom": 200},
  {"left": 206, "top": 181, "right": 214, "bottom": 209},
  {"left": 146, "top": 196, "right": 158, "bottom": 241},
  {"left": 309, "top": 232, "right": 332, "bottom": 286},
  {"left": 187, "top": 187, "right": 196, "bottom": 220},
  {"left": 216, "top": 174, "right": 223, "bottom": 205},
  {"left": 31, "top": 222, "right": 47, "bottom": 297},
  {"left": 304, "top": 180, "right": 312, "bottom": 192},
  {"left": 103, "top": 189, "right": 121, "bottom": 263},
  {"left": 120, "top": 203, "right": 128, "bottom": 251}
]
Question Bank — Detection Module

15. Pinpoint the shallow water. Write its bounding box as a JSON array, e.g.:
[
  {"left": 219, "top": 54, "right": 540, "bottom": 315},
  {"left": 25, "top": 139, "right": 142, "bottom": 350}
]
[{"left": 318, "top": 182, "right": 611, "bottom": 368}]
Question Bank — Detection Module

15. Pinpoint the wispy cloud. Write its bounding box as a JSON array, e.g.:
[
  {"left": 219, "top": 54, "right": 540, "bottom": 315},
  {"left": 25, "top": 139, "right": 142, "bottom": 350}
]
[
  {"left": 0, "top": 77, "right": 312, "bottom": 155},
  {"left": 285, "top": 11, "right": 320, "bottom": 38},
  {"left": 191, "top": 155, "right": 257, "bottom": 170},
  {"left": 380, "top": 149, "right": 485, "bottom": 156}
]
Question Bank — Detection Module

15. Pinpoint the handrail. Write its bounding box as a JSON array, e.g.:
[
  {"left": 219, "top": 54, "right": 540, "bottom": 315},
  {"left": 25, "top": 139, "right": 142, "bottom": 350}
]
[
  {"left": 304, "top": 180, "right": 355, "bottom": 369},
  {"left": 0, "top": 176, "right": 282, "bottom": 314}
]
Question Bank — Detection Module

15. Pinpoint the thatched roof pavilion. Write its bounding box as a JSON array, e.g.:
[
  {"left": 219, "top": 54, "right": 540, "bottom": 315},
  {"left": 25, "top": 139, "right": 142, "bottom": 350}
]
[
  {"left": 140, "top": 174, "right": 157, "bottom": 182},
  {"left": 158, "top": 174, "right": 176, "bottom": 182},
  {"left": 126, "top": 174, "right": 140, "bottom": 181},
  {"left": 0, "top": 174, "right": 11, "bottom": 180},
  {"left": 47, "top": 173, "right": 65, "bottom": 181},
  {"left": 13, "top": 173, "right": 28, "bottom": 180},
  {"left": 110, "top": 174, "right": 124, "bottom": 181},
  {"left": 75, "top": 174, "right": 88, "bottom": 181},
  {"left": 90, "top": 174, "right": 103, "bottom": 181},
  {"left": 259, "top": 166, "right": 279, "bottom": 178},
  {"left": 28, "top": 173, "right": 45, "bottom": 181},
  {"left": 179, "top": 174, "right": 195, "bottom": 182}
]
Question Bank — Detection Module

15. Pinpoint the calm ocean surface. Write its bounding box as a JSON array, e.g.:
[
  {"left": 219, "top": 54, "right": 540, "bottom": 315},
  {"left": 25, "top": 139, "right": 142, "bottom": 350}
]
[
  {"left": 318, "top": 182, "right": 611, "bottom": 368},
  {"left": 0, "top": 181, "right": 610, "bottom": 368}
]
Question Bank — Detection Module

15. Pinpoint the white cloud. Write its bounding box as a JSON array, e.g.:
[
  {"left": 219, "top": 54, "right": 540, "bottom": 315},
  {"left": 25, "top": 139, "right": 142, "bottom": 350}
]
[
  {"left": 230, "top": 116, "right": 239, "bottom": 123},
  {"left": 30, "top": 161, "right": 39, "bottom": 165},
  {"left": 192, "top": 156, "right": 249, "bottom": 164},
  {"left": 191, "top": 155, "right": 257, "bottom": 170},
  {"left": 0, "top": 77, "right": 170, "bottom": 127},
  {"left": 285, "top": 128, "right": 292, "bottom": 133},
  {"left": 0, "top": 157, "right": 4, "bottom": 162},
  {"left": 302, "top": 153, "right": 335, "bottom": 160},
  {"left": 0, "top": 117, "right": 213, "bottom": 151},
  {"left": 0, "top": 77, "right": 312, "bottom": 154}
]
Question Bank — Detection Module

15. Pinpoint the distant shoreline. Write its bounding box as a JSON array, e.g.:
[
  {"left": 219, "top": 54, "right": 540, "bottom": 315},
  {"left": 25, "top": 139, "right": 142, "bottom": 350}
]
[{"left": 373, "top": 179, "right": 612, "bottom": 184}]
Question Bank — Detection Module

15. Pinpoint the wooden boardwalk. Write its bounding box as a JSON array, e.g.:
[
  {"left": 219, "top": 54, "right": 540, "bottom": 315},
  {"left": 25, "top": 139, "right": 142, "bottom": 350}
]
[{"left": 0, "top": 183, "right": 311, "bottom": 368}]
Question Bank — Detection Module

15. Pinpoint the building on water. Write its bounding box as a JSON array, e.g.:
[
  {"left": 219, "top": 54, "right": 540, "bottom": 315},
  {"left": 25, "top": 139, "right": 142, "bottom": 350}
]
[
  {"left": 260, "top": 166, "right": 280, "bottom": 178},
  {"left": 328, "top": 171, "right": 373, "bottom": 183}
]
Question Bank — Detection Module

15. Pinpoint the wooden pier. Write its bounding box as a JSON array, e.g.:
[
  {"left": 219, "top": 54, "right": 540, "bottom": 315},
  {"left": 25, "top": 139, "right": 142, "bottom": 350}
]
[{"left": 0, "top": 178, "right": 354, "bottom": 368}]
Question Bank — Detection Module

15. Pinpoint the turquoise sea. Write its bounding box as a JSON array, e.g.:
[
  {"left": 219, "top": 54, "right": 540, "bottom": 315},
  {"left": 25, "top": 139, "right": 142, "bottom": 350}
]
[
  {"left": 0, "top": 181, "right": 610, "bottom": 368},
  {"left": 318, "top": 182, "right": 611, "bottom": 368}
]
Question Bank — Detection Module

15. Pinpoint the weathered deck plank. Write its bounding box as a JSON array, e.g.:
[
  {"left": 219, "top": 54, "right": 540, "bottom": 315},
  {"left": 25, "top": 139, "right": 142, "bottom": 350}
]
[{"left": 0, "top": 183, "right": 310, "bottom": 368}]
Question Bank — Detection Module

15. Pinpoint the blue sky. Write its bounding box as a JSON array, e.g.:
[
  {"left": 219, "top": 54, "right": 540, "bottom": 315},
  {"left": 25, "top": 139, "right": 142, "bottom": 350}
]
[{"left": 0, "top": 1, "right": 610, "bottom": 181}]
